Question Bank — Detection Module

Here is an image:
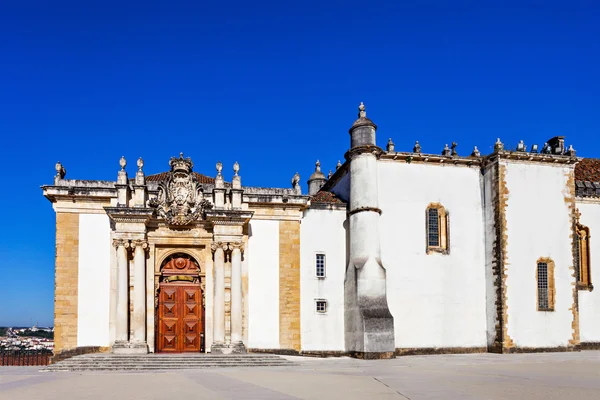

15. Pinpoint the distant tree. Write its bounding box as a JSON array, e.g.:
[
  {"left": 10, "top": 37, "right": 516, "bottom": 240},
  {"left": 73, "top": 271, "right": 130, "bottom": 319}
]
[
  {"left": 0, "top": 327, "right": 7, "bottom": 336},
  {"left": 17, "top": 330, "right": 53, "bottom": 340}
]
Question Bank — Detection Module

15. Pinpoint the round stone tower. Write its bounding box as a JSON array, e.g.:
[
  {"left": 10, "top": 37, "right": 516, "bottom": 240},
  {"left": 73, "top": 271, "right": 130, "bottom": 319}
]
[
  {"left": 307, "top": 160, "right": 327, "bottom": 196},
  {"left": 344, "top": 102, "right": 395, "bottom": 359}
]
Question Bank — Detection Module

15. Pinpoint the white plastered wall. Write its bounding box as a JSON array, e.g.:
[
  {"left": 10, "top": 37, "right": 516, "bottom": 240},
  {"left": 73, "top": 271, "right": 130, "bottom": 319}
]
[
  {"left": 503, "top": 161, "right": 574, "bottom": 347},
  {"left": 247, "top": 219, "right": 280, "bottom": 349},
  {"left": 77, "top": 213, "right": 111, "bottom": 347},
  {"left": 378, "top": 161, "right": 488, "bottom": 349},
  {"left": 300, "top": 208, "right": 346, "bottom": 351},
  {"left": 576, "top": 200, "right": 600, "bottom": 343}
]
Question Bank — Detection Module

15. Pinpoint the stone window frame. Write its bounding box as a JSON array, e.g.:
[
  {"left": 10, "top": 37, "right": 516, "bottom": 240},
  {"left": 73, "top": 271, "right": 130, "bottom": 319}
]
[
  {"left": 575, "top": 218, "right": 593, "bottom": 291},
  {"left": 425, "top": 202, "right": 450, "bottom": 255},
  {"left": 315, "top": 253, "right": 326, "bottom": 279},
  {"left": 315, "top": 299, "right": 328, "bottom": 314},
  {"left": 536, "top": 257, "right": 556, "bottom": 312}
]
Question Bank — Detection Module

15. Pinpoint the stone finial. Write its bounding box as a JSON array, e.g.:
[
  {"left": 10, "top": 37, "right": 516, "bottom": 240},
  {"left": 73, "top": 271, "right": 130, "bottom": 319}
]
[
  {"left": 386, "top": 138, "right": 395, "bottom": 152},
  {"left": 358, "top": 102, "right": 366, "bottom": 118},
  {"left": 55, "top": 161, "right": 66, "bottom": 179},
  {"left": 471, "top": 146, "right": 481, "bottom": 157},
  {"left": 233, "top": 161, "right": 240, "bottom": 176},
  {"left": 291, "top": 172, "right": 301, "bottom": 195},
  {"left": 451, "top": 142, "right": 458, "bottom": 156},
  {"left": 315, "top": 160, "right": 321, "bottom": 172},
  {"left": 442, "top": 144, "right": 451, "bottom": 157},
  {"left": 328, "top": 170, "right": 333, "bottom": 179},
  {"left": 119, "top": 156, "right": 127, "bottom": 171},
  {"left": 413, "top": 141, "right": 421, "bottom": 154},
  {"left": 542, "top": 143, "right": 551, "bottom": 154},
  {"left": 336, "top": 160, "right": 342, "bottom": 170},
  {"left": 216, "top": 161, "right": 223, "bottom": 176},
  {"left": 516, "top": 140, "right": 526, "bottom": 152},
  {"left": 137, "top": 157, "right": 144, "bottom": 171},
  {"left": 566, "top": 144, "right": 577, "bottom": 157},
  {"left": 530, "top": 144, "right": 539, "bottom": 153},
  {"left": 494, "top": 138, "right": 504, "bottom": 152}
]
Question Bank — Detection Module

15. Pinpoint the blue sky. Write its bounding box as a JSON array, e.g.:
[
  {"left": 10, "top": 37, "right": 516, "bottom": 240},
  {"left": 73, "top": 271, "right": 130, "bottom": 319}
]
[{"left": 0, "top": 1, "right": 598, "bottom": 326}]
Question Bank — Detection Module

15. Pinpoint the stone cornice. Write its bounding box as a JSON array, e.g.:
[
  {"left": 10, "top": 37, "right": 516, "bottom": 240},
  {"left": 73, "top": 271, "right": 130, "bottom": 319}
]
[
  {"left": 104, "top": 207, "right": 154, "bottom": 224},
  {"left": 205, "top": 209, "right": 254, "bottom": 225}
]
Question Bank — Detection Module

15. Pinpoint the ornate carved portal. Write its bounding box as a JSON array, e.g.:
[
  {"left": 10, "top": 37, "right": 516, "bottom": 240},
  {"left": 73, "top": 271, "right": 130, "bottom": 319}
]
[{"left": 156, "top": 253, "right": 205, "bottom": 353}]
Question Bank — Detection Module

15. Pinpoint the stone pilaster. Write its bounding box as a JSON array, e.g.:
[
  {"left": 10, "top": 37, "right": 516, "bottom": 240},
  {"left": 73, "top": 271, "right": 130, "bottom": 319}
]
[
  {"left": 229, "top": 241, "right": 246, "bottom": 353},
  {"left": 279, "top": 220, "right": 301, "bottom": 352},
  {"left": 54, "top": 212, "right": 79, "bottom": 354}
]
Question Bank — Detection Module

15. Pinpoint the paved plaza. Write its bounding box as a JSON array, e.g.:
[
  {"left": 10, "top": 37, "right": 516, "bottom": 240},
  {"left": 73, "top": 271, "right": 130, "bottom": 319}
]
[{"left": 1, "top": 351, "right": 599, "bottom": 400}]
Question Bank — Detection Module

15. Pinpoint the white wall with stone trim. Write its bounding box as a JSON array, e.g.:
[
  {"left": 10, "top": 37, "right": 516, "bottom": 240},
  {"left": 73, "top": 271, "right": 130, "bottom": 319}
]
[
  {"left": 503, "top": 161, "right": 575, "bottom": 348},
  {"left": 576, "top": 201, "right": 600, "bottom": 343},
  {"left": 300, "top": 208, "right": 347, "bottom": 351},
  {"left": 247, "top": 219, "right": 280, "bottom": 349},
  {"left": 77, "top": 213, "right": 111, "bottom": 347},
  {"left": 483, "top": 164, "right": 499, "bottom": 347},
  {"left": 378, "top": 160, "right": 488, "bottom": 349}
]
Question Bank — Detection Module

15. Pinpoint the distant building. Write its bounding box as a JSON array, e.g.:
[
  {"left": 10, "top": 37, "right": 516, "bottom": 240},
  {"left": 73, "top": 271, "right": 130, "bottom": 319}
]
[{"left": 42, "top": 103, "right": 599, "bottom": 358}]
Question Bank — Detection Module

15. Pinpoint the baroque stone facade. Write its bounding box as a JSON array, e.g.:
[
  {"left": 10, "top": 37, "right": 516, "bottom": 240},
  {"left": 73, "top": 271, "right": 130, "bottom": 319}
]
[{"left": 43, "top": 103, "right": 600, "bottom": 358}]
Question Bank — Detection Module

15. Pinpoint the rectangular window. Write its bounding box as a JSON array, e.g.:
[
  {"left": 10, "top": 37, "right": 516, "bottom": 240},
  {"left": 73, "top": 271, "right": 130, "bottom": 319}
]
[
  {"left": 427, "top": 208, "right": 440, "bottom": 247},
  {"left": 316, "top": 299, "right": 327, "bottom": 313},
  {"left": 537, "top": 262, "right": 549, "bottom": 310},
  {"left": 316, "top": 254, "right": 326, "bottom": 278},
  {"left": 574, "top": 233, "right": 581, "bottom": 282}
]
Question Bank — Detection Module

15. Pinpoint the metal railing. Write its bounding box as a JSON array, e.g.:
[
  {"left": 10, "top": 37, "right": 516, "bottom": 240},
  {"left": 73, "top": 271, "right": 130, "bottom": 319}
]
[{"left": 0, "top": 349, "right": 52, "bottom": 366}]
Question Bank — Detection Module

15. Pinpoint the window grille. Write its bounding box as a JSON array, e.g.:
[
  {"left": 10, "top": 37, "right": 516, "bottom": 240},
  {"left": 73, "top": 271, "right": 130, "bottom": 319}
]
[
  {"left": 427, "top": 208, "right": 440, "bottom": 247},
  {"left": 316, "top": 254, "right": 326, "bottom": 278},
  {"left": 537, "top": 262, "right": 549, "bottom": 310},
  {"left": 316, "top": 300, "right": 327, "bottom": 313}
]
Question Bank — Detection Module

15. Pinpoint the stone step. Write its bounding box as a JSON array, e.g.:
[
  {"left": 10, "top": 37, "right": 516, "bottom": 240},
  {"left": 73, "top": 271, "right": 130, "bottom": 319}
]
[{"left": 42, "top": 354, "right": 296, "bottom": 371}]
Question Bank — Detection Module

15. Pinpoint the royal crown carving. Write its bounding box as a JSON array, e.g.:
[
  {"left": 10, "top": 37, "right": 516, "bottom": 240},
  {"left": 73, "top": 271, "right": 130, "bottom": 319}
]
[{"left": 148, "top": 153, "right": 213, "bottom": 226}]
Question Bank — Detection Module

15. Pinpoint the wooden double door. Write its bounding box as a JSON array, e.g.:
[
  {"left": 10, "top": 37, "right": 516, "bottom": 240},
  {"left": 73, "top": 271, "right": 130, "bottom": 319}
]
[{"left": 157, "top": 283, "right": 204, "bottom": 353}]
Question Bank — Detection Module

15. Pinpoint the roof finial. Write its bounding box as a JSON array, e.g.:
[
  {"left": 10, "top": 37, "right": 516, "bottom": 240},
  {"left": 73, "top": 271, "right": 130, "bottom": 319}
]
[
  {"left": 328, "top": 170, "right": 333, "bottom": 179},
  {"left": 137, "top": 157, "right": 144, "bottom": 172},
  {"left": 233, "top": 161, "right": 240, "bottom": 176},
  {"left": 471, "top": 146, "right": 481, "bottom": 157},
  {"left": 315, "top": 160, "right": 321, "bottom": 171},
  {"left": 413, "top": 141, "right": 421, "bottom": 154},
  {"left": 119, "top": 156, "right": 127, "bottom": 171},
  {"left": 386, "top": 138, "right": 395, "bottom": 152},
  {"left": 216, "top": 161, "right": 223, "bottom": 177},
  {"left": 336, "top": 160, "right": 342, "bottom": 170},
  {"left": 358, "top": 102, "right": 366, "bottom": 118},
  {"left": 494, "top": 138, "right": 504, "bottom": 152}
]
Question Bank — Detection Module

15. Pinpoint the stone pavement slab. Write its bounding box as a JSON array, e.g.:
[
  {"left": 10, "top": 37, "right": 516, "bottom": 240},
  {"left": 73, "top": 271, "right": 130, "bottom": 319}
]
[{"left": 1, "top": 351, "right": 599, "bottom": 400}]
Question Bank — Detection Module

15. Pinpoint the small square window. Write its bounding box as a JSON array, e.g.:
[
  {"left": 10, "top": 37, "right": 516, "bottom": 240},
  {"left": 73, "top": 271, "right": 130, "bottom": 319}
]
[
  {"left": 316, "top": 254, "right": 326, "bottom": 278},
  {"left": 315, "top": 300, "right": 327, "bottom": 313}
]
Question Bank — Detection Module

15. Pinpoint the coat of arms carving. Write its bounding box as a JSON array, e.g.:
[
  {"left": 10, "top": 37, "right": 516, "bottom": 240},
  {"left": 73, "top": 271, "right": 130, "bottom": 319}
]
[{"left": 149, "top": 153, "right": 213, "bottom": 225}]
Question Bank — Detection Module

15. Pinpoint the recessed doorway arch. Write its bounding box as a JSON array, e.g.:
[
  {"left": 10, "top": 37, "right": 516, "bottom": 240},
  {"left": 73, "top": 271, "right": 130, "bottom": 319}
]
[{"left": 156, "top": 252, "right": 205, "bottom": 353}]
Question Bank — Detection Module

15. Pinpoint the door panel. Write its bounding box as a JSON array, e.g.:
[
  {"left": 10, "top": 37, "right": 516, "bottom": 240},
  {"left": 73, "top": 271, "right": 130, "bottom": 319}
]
[{"left": 157, "top": 284, "right": 203, "bottom": 353}]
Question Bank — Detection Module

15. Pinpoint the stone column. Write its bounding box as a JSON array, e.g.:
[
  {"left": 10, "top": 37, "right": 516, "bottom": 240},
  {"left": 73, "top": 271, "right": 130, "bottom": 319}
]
[
  {"left": 229, "top": 242, "right": 246, "bottom": 352},
  {"left": 131, "top": 239, "right": 148, "bottom": 351},
  {"left": 113, "top": 239, "right": 129, "bottom": 345},
  {"left": 211, "top": 242, "right": 226, "bottom": 349}
]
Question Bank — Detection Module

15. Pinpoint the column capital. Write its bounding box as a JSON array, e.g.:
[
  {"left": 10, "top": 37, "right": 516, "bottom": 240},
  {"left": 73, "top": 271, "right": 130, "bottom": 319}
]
[
  {"left": 112, "top": 239, "right": 130, "bottom": 249},
  {"left": 228, "top": 241, "right": 245, "bottom": 252},
  {"left": 130, "top": 239, "right": 149, "bottom": 251},
  {"left": 211, "top": 241, "right": 228, "bottom": 252}
]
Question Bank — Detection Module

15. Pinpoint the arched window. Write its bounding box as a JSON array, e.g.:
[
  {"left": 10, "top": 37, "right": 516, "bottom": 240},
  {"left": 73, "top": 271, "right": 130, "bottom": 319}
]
[
  {"left": 426, "top": 203, "right": 449, "bottom": 254},
  {"left": 537, "top": 258, "right": 555, "bottom": 312},
  {"left": 574, "top": 210, "right": 592, "bottom": 290}
]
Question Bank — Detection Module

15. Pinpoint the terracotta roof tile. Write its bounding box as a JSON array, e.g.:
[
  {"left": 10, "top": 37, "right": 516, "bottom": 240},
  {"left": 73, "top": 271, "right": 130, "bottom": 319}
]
[
  {"left": 311, "top": 190, "right": 346, "bottom": 205},
  {"left": 575, "top": 158, "right": 600, "bottom": 183},
  {"left": 146, "top": 171, "right": 216, "bottom": 184}
]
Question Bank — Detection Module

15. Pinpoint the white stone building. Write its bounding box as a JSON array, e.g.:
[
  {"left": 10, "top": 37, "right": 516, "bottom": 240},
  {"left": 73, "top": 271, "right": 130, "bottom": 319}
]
[{"left": 43, "top": 103, "right": 600, "bottom": 358}]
